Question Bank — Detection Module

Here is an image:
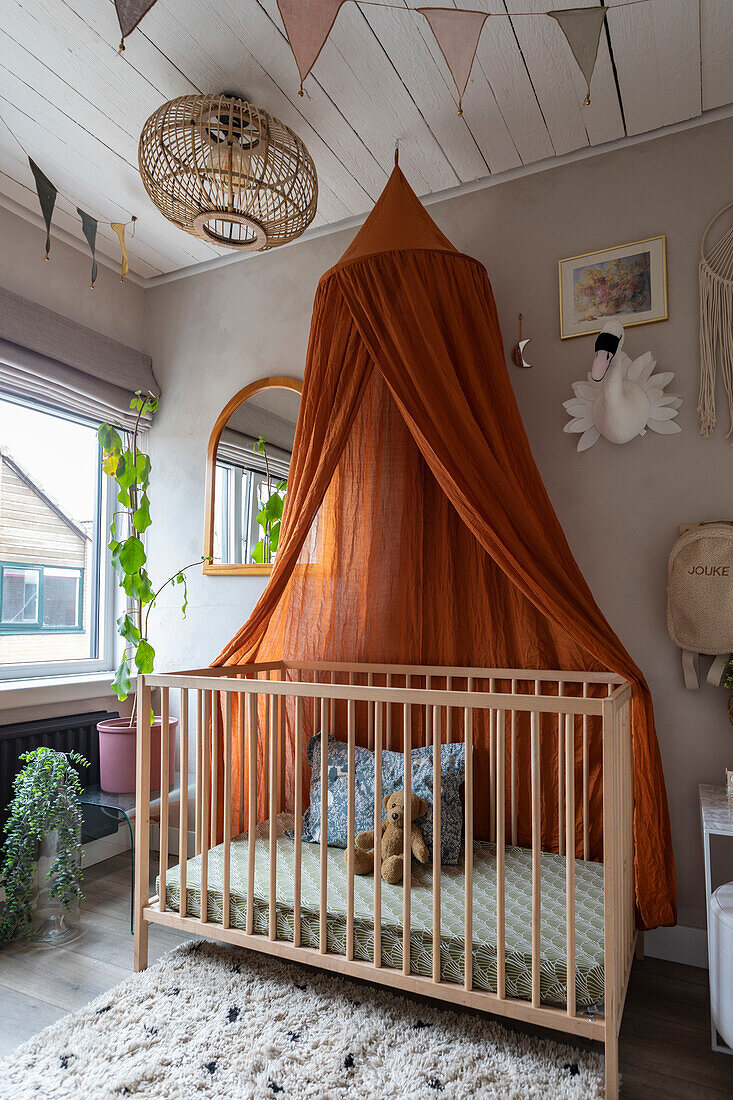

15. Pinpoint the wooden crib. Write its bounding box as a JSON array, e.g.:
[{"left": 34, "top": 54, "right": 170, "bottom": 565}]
[{"left": 133, "top": 661, "right": 636, "bottom": 1098}]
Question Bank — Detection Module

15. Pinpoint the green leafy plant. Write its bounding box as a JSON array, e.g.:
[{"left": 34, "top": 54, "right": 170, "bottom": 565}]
[
  {"left": 251, "top": 435, "right": 287, "bottom": 565},
  {"left": 98, "top": 392, "right": 210, "bottom": 708},
  {"left": 0, "top": 747, "right": 88, "bottom": 944}
]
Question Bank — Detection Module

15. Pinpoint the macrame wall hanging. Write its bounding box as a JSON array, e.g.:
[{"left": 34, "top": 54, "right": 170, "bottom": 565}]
[{"left": 699, "top": 201, "right": 733, "bottom": 438}]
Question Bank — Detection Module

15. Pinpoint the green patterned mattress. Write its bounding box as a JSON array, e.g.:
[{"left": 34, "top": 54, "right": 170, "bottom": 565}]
[{"left": 159, "top": 816, "right": 605, "bottom": 1008}]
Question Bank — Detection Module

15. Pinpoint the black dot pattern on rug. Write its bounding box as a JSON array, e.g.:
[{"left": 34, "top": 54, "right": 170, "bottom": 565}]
[
  {"left": 59, "top": 1054, "right": 72, "bottom": 1070},
  {"left": 294, "top": 983, "right": 306, "bottom": 990},
  {"left": 286, "top": 1030, "right": 300, "bottom": 1042},
  {"left": 343, "top": 1053, "right": 355, "bottom": 1070},
  {"left": 95, "top": 1005, "right": 111, "bottom": 1015},
  {"left": 268, "top": 1082, "right": 284, "bottom": 1094},
  {"left": 427, "top": 1079, "right": 444, "bottom": 1091},
  {"left": 564, "top": 1063, "right": 580, "bottom": 1077},
  {"left": 231, "top": 964, "right": 241, "bottom": 975},
  {"left": 165, "top": 987, "right": 180, "bottom": 997},
  {"left": 413, "top": 1019, "right": 429, "bottom": 1030},
  {"left": 116, "top": 1088, "right": 131, "bottom": 1096},
  {"left": 144, "top": 1025, "right": 158, "bottom": 1038},
  {"left": 205, "top": 1061, "right": 218, "bottom": 1075},
  {"left": 227, "top": 1007, "right": 240, "bottom": 1023}
]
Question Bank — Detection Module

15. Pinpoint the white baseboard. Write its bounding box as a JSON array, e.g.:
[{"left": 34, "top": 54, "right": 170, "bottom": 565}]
[
  {"left": 150, "top": 823, "right": 196, "bottom": 858},
  {"left": 644, "top": 924, "right": 709, "bottom": 969}
]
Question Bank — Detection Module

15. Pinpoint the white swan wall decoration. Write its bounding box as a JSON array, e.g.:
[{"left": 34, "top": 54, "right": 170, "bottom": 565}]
[{"left": 563, "top": 319, "right": 682, "bottom": 452}]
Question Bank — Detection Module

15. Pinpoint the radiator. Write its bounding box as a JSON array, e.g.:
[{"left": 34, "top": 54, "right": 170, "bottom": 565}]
[{"left": 0, "top": 710, "right": 119, "bottom": 840}]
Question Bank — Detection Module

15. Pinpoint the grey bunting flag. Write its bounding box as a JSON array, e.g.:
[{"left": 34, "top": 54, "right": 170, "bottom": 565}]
[
  {"left": 77, "top": 208, "right": 99, "bottom": 289},
  {"left": 549, "top": 6, "right": 608, "bottom": 105},
  {"left": 28, "top": 158, "right": 57, "bottom": 260},
  {"left": 114, "top": 0, "right": 160, "bottom": 50}
]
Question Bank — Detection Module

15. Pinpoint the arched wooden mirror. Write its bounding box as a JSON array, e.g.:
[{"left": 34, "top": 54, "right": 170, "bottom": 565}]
[{"left": 203, "top": 376, "right": 302, "bottom": 575}]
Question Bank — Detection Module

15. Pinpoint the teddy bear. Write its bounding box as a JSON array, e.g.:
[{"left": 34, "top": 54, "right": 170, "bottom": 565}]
[{"left": 347, "top": 789, "right": 430, "bottom": 885}]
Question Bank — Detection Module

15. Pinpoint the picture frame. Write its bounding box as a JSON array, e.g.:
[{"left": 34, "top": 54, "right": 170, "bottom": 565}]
[{"left": 558, "top": 235, "right": 668, "bottom": 339}]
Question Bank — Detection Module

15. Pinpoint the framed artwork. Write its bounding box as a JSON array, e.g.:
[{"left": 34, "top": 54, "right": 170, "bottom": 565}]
[{"left": 558, "top": 235, "right": 667, "bottom": 339}]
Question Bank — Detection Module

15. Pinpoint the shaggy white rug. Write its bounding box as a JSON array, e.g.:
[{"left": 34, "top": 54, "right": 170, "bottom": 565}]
[{"left": 0, "top": 941, "right": 604, "bottom": 1099}]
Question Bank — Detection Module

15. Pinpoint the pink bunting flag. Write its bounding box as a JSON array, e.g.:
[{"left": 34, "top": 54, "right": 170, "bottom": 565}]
[
  {"left": 419, "top": 8, "right": 489, "bottom": 115},
  {"left": 277, "top": 0, "right": 348, "bottom": 95}
]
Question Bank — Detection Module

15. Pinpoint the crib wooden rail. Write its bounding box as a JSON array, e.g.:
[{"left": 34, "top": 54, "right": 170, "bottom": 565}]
[{"left": 133, "top": 662, "right": 634, "bottom": 1099}]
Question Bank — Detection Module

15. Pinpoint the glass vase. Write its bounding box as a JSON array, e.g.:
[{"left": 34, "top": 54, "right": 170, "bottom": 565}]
[{"left": 32, "top": 828, "right": 81, "bottom": 944}]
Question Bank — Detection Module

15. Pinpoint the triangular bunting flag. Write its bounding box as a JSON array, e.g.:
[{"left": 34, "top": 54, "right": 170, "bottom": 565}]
[
  {"left": 77, "top": 208, "right": 99, "bottom": 289},
  {"left": 277, "top": 0, "right": 347, "bottom": 95},
  {"left": 548, "top": 6, "right": 607, "bottom": 105},
  {"left": 111, "top": 222, "right": 129, "bottom": 283},
  {"left": 28, "top": 158, "right": 57, "bottom": 261},
  {"left": 419, "top": 8, "right": 489, "bottom": 115},
  {"left": 114, "top": 0, "right": 160, "bottom": 51}
]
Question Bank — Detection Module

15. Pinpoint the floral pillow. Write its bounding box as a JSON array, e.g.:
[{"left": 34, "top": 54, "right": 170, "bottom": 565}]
[{"left": 299, "top": 734, "right": 464, "bottom": 866}]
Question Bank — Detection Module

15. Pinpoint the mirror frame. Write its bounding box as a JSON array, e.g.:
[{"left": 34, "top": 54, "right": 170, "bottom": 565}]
[{"left": 203, "top": 375, "right": 303, "bottom": 575}]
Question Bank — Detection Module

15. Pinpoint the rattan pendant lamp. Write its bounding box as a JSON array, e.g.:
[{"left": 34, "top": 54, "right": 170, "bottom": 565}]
[{"left": 138, "top": 94, "right": 318, "bottom": 251}]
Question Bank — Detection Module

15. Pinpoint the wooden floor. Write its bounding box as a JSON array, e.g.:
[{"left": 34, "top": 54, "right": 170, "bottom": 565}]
[{"left": 1, "top": 851, "right": 732, "bottom": 1098}]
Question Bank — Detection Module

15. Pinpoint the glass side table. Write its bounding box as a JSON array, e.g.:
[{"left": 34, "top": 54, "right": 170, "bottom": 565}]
[
  {"left": 79, "top": 785, "right": 141, "bottom": 934},
  {"left": 699, "top": 783, "right": 733, "bottom": 1055}
]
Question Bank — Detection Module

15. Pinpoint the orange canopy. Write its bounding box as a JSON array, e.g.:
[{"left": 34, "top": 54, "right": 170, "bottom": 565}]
[{"left": 214, "top": 166, "right": 676, "bottom": 931}]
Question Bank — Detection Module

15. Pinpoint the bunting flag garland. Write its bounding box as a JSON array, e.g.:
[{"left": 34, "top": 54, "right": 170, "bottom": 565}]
[
  {"left": 418, "top": 8, "right": 489, "bottom": 115},
  {"left": 111, "top": 222, "right": 129, "bottom": 282},
  {"left": 114, "top": 0, "right": 160, "bottom": 51},
  {"left": 548, "top": 6, "right": 608, "bottom": 105},
  {"left": 277, "top": 0, "right": 347, "bottom": 96},
  {"left": 28, "top": 157, "right": 57, "bottom": 261},
  {"left": 77, "top": 208, "right": 99, "bottom": 289}
]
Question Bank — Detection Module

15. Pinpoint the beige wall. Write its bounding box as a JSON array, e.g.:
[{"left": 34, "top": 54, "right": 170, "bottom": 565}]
[{"left": 145, "top": 116, "right": 733, "bottom": 932}]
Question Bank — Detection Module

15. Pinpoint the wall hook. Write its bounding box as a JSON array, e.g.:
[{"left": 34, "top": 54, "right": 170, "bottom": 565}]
[{"left": 511, "top": 312, "right": 533, "bottom": 368}]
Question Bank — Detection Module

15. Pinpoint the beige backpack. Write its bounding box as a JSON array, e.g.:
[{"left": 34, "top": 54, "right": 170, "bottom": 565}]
[{"left": 667, "top": 523, "right": 733, "bottom": 689}]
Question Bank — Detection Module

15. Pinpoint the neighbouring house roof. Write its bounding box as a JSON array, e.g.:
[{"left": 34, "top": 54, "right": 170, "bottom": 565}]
[{"left": 0, "top": 447, "right": 90, "bottom": 543}]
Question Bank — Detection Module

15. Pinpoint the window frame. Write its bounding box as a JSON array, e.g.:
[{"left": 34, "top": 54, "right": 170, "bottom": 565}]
[
  {"left": 0, "top": 562, "right": 84, "bottom": 634},
  {"left": 0, "top": 396, "right": 116, "bottom": 682}
]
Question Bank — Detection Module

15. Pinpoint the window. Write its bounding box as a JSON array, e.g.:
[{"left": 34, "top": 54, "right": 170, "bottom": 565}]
[
  {"left": 0, "top": 396, "right": 114, "bottom": 678},
  {"left": 0, "top": 564, "right": 84, "bottom": 633},
  {"left": 214, "top": 461, "right": 288, "bottom": 566}
]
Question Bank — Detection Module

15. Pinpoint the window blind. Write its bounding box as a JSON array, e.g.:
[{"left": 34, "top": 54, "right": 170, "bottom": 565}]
[{"left": 0, "top": 286, "right": 158, "bottom": 430}]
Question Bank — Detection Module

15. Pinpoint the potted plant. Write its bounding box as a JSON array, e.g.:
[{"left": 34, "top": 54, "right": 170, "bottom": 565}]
[
  {"left": 0, "top": 747, "right": 87, "bottom": 945},
  {"left": 96, "top": 392, "right": 208, "bottom": 793},
  {"left": 251, "top": 435, "right": 287, "bottom": 565}
]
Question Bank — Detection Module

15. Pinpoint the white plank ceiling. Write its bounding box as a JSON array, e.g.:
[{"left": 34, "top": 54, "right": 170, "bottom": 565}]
[{"left": 0, "top": 0, "right": 731, "bottom": 282}]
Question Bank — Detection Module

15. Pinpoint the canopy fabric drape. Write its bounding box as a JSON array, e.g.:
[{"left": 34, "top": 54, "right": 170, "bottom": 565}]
[
  {"left": 213, "top": 167, "right": 676, "bottom": 931},
  {"left": 0, "top": 286, "right": 158, "bottom": 429}
]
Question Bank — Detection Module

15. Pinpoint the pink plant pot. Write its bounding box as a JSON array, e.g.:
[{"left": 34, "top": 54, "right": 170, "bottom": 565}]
[{"left": 97, "top": 716, "right": 178, "bottom": 794}]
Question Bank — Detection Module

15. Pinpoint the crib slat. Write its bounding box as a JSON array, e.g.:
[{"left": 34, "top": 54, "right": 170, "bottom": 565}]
[
  {"left": 201, "top": 691, "right": 210, "bottom": 924},
  {"left": 464, "top": 683, "right": 474, "bottom": 992},
  {"left": 432, "top": 703, "right": 441, "bottom": 983},
  {"left": 210, "top": 692, "right": 218, "bottom": 845},
  {"left": 246, "top": 691, "right": 257, "bottom": 935},
  {"left": 446, "top": 677, "right": 453, "bottom": 743},
  {"left": 264, "top": 672, "right": 271, "bottom": 818},
  {"left": 489, "top": 679, "right": 495, "bottom": 844},
  {"left": 179, "top": 689, "right": 188, "bottom": 919},
  {"left": 386, "top": 673, "right": 393, "bottom": 750},
  {"left": 319, "top": 695, "right": 328, "bottom": 954},
  {"left": 159, "top": 686, "right": 170, "bottom": 913},
  {"left": 531, "top": 698, "right": 541, "bottom": 1008},
  {"left": 510, "top": 679, "right": 517, "bottom": 847},
  {"left": 368, "top": 673, "right": 374, "bottom": 750},
  {"left": 269, "top": 695, "right": 278, "bottom": 940},
  {"left": 195, "top": 689, "right": 202, "bottom": 856},
  {"left": 374, "top": 702, "right": 383, "bottom": 968},
  {"left": 565, "top": 712, "right": 576, "bottom": 1017},
  {"left": 294, "top": 695, "right": 303, "bottom": 948},
  {"left": 223, "top": 691, "right": 232, "bottom": 929},
  {"left": 403, "top": 702, "right": 412, "bottom": 976},
  {"left": 496, "top": 708, "right": 506, "bottom": 999},
  {"left": 278, "top": 676, "right": 286, "bottom": 814},
  {"left": 347, "top": 698, "right": 356, "bottom": 961},
  {"left": 557, "top": 683, "right": 564, "bottom": 857},
  {"left": 582, "top": 682, "right": 590, "bottom": 861}
]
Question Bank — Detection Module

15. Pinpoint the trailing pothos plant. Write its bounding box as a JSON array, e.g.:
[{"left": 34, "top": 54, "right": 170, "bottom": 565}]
[
  {"left": 251, "top": 435, "right": 287, "bottom": 566},
  {"left": 98, "top": 392, "right": 209, "bottom": 711},
  {"left": 0, "top": 747, "right": 87, "bottom": 944}
]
